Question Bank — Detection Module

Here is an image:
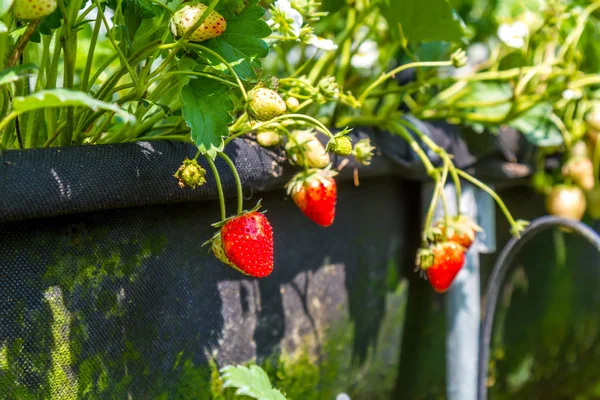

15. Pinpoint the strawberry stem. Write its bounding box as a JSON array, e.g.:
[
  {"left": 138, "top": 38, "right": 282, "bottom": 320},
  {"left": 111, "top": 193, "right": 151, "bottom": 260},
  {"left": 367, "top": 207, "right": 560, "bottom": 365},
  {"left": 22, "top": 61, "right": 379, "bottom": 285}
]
[
  {"left": 398, "top": 118, "right": 463, "bottom": 216},
  {"left": 422, "top": 174, "right": 443, "bottom": 246},
  {"left": 440, "top": 159, "right": 450, "bottom": 232},
  {"left": 218, "top": 152, "right": 244, "bottom": 215},
  {"left": 455, "top": 169, "right": 523, "bottom": 236},
  {"left": 594, "top": 133, "right": 600, "bottom": 184},
  {"left": 188, "top": 43, "right": 248, "bottom": 102},
  {"left": 224, "top": 113, "right": 334, "bottom": 146},
  {"left": 7, "top": 19, "right": 41, "bottom": 68},
  {"left": 205, "top": 155, "right": 227, "bottom": 221},
  {"left": 282, "top": 128, "right": 310, "bottom": 174},
  {"left": 358, "top": 60, "right": 454, "bottom": 106}
]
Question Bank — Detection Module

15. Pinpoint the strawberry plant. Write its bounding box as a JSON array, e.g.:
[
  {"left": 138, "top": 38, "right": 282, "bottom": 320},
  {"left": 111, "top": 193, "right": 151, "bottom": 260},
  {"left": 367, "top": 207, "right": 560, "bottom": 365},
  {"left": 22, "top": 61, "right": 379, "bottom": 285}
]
[{"left": 1, "top": 0, "right": 598, "bottom": 290}]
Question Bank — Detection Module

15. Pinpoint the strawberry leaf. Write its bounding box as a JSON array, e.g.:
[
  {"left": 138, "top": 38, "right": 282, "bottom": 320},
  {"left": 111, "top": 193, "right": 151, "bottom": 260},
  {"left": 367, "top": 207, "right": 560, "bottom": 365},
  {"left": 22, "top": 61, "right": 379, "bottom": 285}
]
[
  {"left": 181, "top": 77, "right": 234, "bottom": 159},
  {"left": 381, "top": 0, "right": 465, "bottom": 43},
  {"left": 200, "top": 0, "right": 271, "bottom": 80},
  {"left": 508, "top": 103, "right": 563, "bottom": 147},
  {"left": 221, "top": 365, "right": 287, "bottom": 400}
]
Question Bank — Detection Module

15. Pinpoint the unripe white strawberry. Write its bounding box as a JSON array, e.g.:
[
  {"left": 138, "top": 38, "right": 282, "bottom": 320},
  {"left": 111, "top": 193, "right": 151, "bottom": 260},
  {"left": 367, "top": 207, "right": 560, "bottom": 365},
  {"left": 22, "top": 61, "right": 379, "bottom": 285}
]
[
  {"left": 247, "top": 88, "right": 286, "bottom": 121},
  {"left": 256, "top": 130, "right": 282, "bottom": 147},
  {"left": 286, "top": 130, "right": 330, "bottom": 168},
  {"left": 285, "top": 97, "right": 300, "bottom": 111},
  {"left": 170, "top": 2, "right": 227, "bottom": 43},
  {"left": 13, "top": 0, "right": 57, "bottom": 20}
]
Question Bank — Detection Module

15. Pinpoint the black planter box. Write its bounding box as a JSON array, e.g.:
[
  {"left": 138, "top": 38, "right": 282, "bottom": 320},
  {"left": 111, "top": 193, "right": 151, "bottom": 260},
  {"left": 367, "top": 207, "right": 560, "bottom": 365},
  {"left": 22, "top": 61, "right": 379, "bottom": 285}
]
[{"left": 0, "top": 137, "right": 414, "bottom": 399}]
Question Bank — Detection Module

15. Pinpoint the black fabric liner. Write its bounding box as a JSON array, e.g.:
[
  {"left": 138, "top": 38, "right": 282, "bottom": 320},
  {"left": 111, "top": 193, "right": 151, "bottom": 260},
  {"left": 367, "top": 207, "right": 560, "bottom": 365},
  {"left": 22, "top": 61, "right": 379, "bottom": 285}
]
[{"left": 0, "top": 121, "right": 533, "bottom": 224}]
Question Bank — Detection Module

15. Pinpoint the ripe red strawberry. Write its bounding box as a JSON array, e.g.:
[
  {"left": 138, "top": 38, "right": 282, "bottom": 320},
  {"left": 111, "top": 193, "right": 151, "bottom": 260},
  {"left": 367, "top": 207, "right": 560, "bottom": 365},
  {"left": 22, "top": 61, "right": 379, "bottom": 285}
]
[
  {"left": 247, "top": 88, "right": 287, "bottom": 121},
  {"left": 13, "top": 0, "right": 57, "bottom": 19},
  {"left": 417, "top": 242, "right": 466, "bottom": 293},
  {"left": 287, "top": 169, "right": 337, "bottom": 227},
  {"left": 219, "top": 211, "right": 274, "bottom": 277},
  {"left": 433, "top": 215, "right": 481, "bottom": 250},
  {"left": 170, "top": 2, "right": 227, "bottom": 43}
]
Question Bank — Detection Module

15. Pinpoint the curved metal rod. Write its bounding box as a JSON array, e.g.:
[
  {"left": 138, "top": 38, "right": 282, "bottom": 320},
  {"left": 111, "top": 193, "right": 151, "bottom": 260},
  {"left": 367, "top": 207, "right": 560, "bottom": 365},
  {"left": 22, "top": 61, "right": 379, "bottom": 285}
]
[{"left": 478, "top": 216, "right": 600, "bottom": 400}]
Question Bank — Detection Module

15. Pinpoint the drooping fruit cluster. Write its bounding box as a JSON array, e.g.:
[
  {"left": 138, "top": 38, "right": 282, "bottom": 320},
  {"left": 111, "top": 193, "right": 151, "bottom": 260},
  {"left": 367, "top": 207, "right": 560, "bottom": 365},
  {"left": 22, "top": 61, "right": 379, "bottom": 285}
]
[
  {"left": 170, "top": 2, "right": 227, "bottom": 42},
  {"left": 211, "top": 211, "right": 274, "bottom": 278},
  {"left": 13, "top": 0, "right": 57, "bottom": 20},
  {"left": 543, "top": 137, "right": 597, "bottom": 221},
  {"left": 287, "top": 169, "right": 337, "bottom": 227},
  {"left": 416, "top": 214, "right": 480, "bottom": 293},
  {"left": 247, "top": 88, "right": 287, "bottom": 121},
  {"left": 417, "top": 242, "right": 466, "bottom": 293}
]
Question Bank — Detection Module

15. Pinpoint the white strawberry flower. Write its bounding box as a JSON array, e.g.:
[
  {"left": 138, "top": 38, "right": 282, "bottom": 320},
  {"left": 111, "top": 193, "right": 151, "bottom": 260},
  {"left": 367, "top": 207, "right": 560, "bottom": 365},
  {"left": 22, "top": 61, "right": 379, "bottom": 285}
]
[
  {"left": 562, "top": 88, "right": 583, "bottom": 100},
  {"left": 268, "top": 0, "right": 303, "bottom": 37},
  {"left": 351, "top": 40, "right": 380, "bottom": 69},
  {"left": 307, "top": 35, "right": 338, "bottom": 51},
  {"left": 497, "top": 21, "right": 529, "bottom": 49}
]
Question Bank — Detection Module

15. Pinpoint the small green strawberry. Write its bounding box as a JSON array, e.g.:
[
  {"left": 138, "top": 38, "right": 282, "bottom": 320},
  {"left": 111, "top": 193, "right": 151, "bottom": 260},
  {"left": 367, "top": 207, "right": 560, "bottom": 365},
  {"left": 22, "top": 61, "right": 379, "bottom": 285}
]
[
  {"left": 13, "top": 0, "right": 57, "bottom": 20},
  {"left": 326, "top": 135, "right": 352, "bottom": 156},
  {"left": 170, "top": 2, "right": 227, "bottom": 43},
  {"left": 247, "top": 88, "right": 287, "bottom": 121}
]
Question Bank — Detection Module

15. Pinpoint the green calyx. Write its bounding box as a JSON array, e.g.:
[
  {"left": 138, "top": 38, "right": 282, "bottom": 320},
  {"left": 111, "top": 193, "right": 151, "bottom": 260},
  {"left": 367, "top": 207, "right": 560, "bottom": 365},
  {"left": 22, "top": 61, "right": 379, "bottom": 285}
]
[
  {"left": 415, "top": 247, "right": 434, "bottom": 271},
  {"left": 352, "top": 138, "right": 376, "bottom": 165},
  {"left": 174, "top": 158, "right": 207, "bottom": 189},
  {"left": 285, "top": 167, "right": 338, "bottom": 196}
]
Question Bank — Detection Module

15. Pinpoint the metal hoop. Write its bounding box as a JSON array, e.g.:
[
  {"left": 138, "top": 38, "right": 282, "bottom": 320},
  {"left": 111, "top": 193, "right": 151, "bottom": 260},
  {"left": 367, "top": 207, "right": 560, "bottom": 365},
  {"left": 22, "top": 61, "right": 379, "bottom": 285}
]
[{"left": 478, "top": 216, "right": 600, "bottom": 400}]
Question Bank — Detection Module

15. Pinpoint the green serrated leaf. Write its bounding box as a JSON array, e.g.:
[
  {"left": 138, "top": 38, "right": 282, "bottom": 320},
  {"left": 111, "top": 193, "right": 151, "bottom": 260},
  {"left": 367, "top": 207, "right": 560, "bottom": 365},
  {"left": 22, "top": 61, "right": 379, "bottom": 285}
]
[
  {"left": 200, "top": 0, "right": 271, "bottom": 80},
  {"left": 0, "top": 64, "right": 37, "bottom": 86},
  {"left": 181, "top": 77, "right": 234, "bottom": 158},
  {"left": 321, "top": 0, "right": 345, "bottom": 13},
  {"left": 455, "top": 82, "right": 512, "bottom": 119},
  {"left": 508, "top": 103, "right": 563, "bottom": 147},
  {"left": 221, "top": 365, "right": 287, "bottom": 400},
  {"left": 494, "top": 0, "right": 545, "bottom": 21},
  {"left": 381, "top": 0, "right": 465, "bottom": 43},
  {"left": 13, "top": 89, "right": 136, "bottom": 124}
]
